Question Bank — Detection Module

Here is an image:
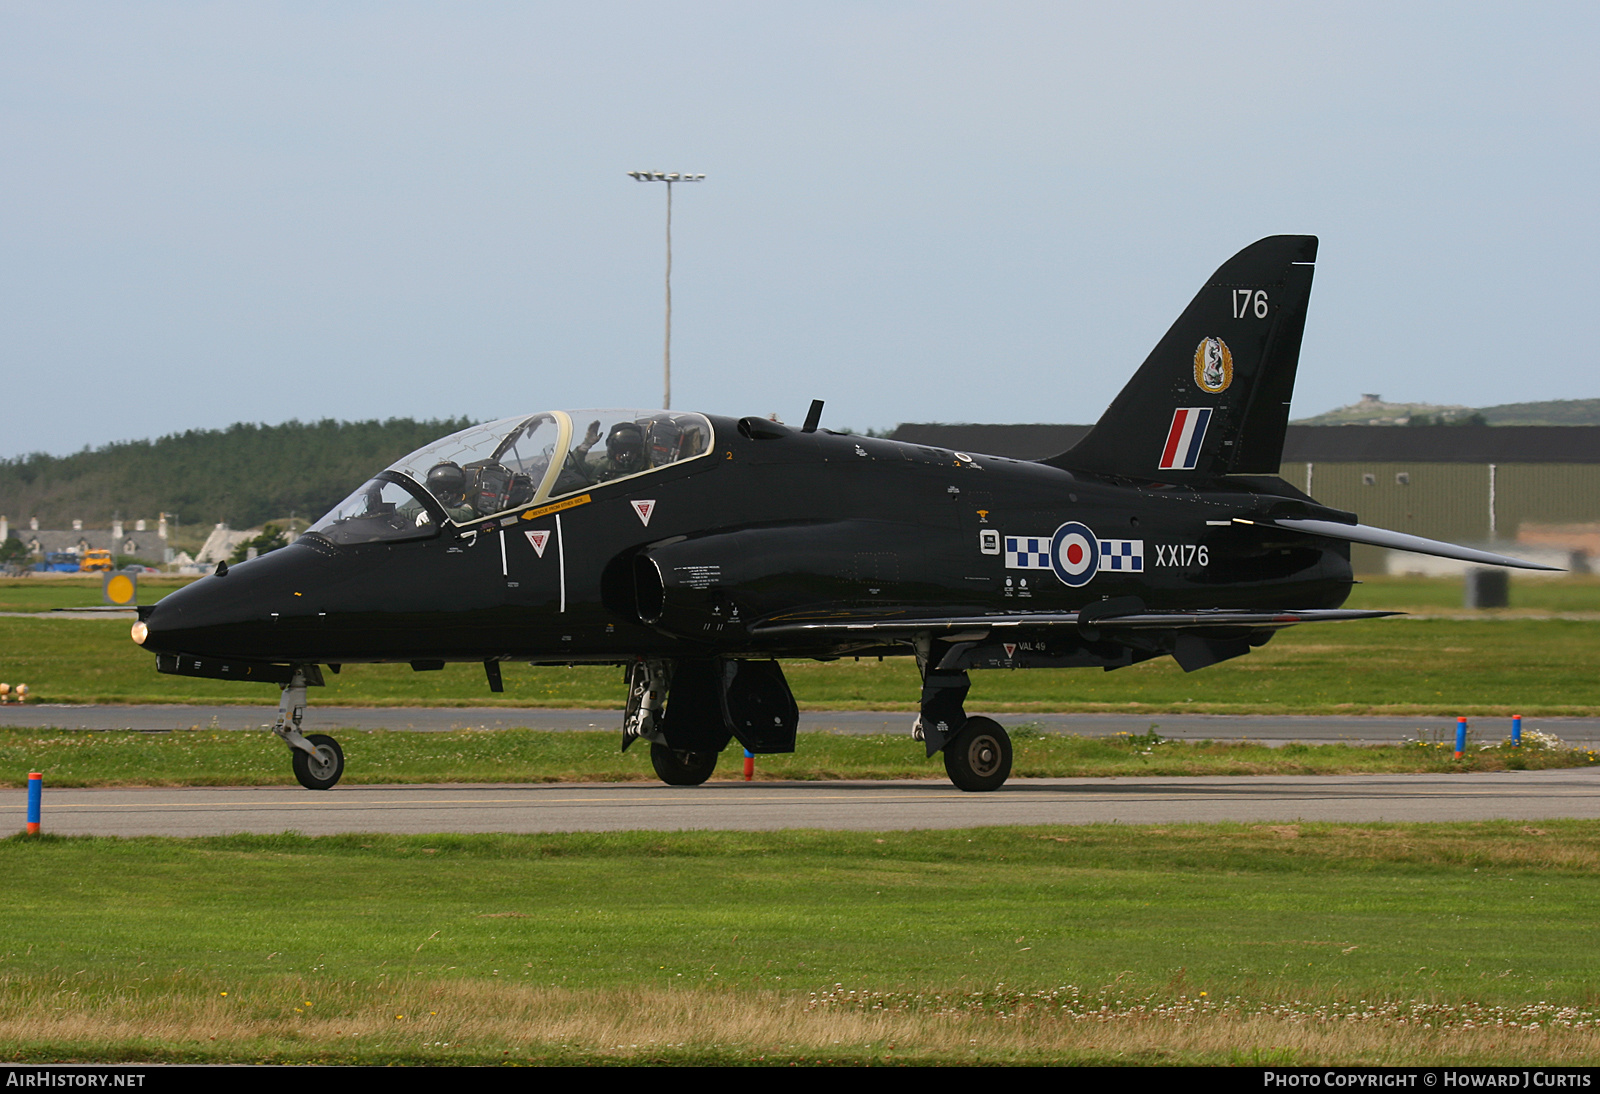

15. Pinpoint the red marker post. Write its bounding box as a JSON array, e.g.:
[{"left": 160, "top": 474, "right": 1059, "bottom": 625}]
[
  {"left": 743, "top": 748, "right": 754, "bottom": 782},
  {"left": 26, "top": 771, "right": 42, "bottom": 835},
  {"left": 1454, "top": 717, "right": 1467, "bottom": 759}
]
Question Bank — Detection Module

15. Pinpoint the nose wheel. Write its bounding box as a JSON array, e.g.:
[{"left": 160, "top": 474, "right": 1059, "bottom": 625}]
[
  {"left": 270, "top": 666, "right": 345, "bottom": 790},
  {"left": 292, "top": 733, "right": 345, "bottom": 790}
]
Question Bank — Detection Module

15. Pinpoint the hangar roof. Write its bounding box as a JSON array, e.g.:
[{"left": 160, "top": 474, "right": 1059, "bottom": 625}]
[{"left": 888, "top": 424, "right": 1600, "bottom": 464}]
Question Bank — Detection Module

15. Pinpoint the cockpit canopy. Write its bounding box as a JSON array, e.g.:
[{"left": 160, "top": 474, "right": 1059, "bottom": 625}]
[{"left": 309, "top": 409, "right": 713, "bottom": 546}]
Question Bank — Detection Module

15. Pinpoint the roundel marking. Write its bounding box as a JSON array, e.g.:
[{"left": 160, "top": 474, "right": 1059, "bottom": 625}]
[
  {"left": 1193, "top": 336, "right": 1233, "bottom": 393},
  {"left": 1050, "top": 521, "right": 1099, "bottom": 587}
]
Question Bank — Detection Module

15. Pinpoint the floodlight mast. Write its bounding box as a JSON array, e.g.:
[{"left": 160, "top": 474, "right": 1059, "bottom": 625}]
[{"left": 627, "top": 171, "right": 705, "bottom": 409}]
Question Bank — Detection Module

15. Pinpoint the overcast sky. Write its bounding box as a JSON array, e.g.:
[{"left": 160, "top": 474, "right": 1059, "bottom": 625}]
[{"left": 3, "top": 2, "right": 1595, "bottom": 459}]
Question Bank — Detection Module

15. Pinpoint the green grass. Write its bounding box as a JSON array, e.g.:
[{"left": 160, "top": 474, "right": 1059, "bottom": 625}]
[
  {"left": 1344, "top": 574, "right": 1600, "bottom": 613},
  {"left": 3, "top": 614, "right": 1600, "bottom": 715},
  {"left": 1, "top": 727, "right": 1595, "bottom": 789},
  {"left": 3, "top": 824, "right": 1599, "bottom": 1064},
  {"left": 0, "top": 576, "right": 194, "bottom": 613}
]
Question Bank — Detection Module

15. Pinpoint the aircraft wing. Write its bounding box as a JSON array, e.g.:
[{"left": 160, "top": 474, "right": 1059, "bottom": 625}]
[
  {"left": 750, "top": 607, "right": 1395, "bottom": 640},
  {"left": 751, "top": 606, "right": 1397, "bottom": 673}
]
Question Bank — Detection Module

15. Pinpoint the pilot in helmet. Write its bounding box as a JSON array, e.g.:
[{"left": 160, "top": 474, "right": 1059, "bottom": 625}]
[
  {"left": 575, "top": 420, "right": 647, "bottom": 482},
  {"left": 644, "top": 415, "right": 685, "bottom": 467},
  {"left": 425, "top": 462, "right": 477, "bottom": 521},
  {"left": 603, "top": 422, "right": 646, "bottom": 478},
  {"left": 426, "top": 462, "right": 466, "bottom": 507}
]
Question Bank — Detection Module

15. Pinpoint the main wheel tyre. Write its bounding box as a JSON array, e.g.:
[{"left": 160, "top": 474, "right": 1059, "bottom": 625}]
[
  {"left": 943, "top": 717, "right": 1012, "bottom": 792},
  {"left": 650, "top": 743, "right": 718, "bottom": 786},
  {"left": 292, "top": 733, "right": 345, "bottom": 790}
]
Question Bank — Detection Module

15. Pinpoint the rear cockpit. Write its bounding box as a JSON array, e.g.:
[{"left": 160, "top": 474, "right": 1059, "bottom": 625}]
[{"left": 307, "top": 410, "right": 713, "bottom": 546}]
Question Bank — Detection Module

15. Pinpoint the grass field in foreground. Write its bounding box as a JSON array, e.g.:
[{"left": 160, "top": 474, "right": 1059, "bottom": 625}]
[
  {"left": 1, "top": 727, "right": 1596, "bottom": 789},
  {"left": 3, "top": 612, "right": 1600, "bottom": 715},
  {"left": 3, "top": 824, "right": 1599, "bottom": 1065}
]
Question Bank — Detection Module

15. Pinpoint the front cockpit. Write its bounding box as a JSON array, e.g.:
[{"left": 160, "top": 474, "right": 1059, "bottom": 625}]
[{"left": 307, "top": 409, "right": 714, "bottom": 546}]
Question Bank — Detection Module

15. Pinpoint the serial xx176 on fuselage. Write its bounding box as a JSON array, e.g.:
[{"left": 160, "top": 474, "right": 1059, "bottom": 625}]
[{"left": 132, "top": 235, "right": 1550, "bottom": 792}]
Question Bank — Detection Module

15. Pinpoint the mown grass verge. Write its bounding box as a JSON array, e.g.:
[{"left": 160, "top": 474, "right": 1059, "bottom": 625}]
[
  {"left": 3, "top": 823, "right": 1599, "bottom": 1065},
  {"left": 1, "top": 726, "right": 1596, "bottom": 788}
]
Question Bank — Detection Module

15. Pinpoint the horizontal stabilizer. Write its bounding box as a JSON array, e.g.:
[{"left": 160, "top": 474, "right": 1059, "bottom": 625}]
[{"left": 1265, "top": 518, "right": 1562, "bottom": 571}]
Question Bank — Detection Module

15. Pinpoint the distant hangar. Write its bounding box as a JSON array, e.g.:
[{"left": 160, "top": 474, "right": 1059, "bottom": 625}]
[{"left": 888, "top": 424, "right": 1600, "bottom": 574}]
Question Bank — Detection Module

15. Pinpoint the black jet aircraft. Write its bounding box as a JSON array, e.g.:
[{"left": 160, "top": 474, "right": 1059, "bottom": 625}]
[{"left": 131, "top": 235, "right": 1551, "bottom": 792}]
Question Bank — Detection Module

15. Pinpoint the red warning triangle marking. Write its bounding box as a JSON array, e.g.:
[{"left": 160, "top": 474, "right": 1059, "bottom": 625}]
[
  {"left": 631, "top": 500, "right": 656, "bottom": 527},
  {"left": 1003, "top": 643, "right": 1017, "bottom": 659},
  {"left": 524, "top": 530, "right": 550, "bottom": 557}
]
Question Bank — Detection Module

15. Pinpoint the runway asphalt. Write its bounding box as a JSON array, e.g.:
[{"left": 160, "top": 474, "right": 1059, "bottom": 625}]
[
  {"left": 6, "top": 769, "right": 1599, "bottom": 835},
  {"left": 8, "top": 706, "right": 1596, "bottom": 837},
  {"left": 3, "top": 704, "right": 1597, "bottom": 746}
]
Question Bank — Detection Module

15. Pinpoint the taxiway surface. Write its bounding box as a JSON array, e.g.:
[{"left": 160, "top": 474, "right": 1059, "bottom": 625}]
[{"left": 6, "top": 770, "right": 1598, "bottom": 836}]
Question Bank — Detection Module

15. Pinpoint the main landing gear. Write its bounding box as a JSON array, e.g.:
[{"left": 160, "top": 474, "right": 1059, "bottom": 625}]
[
  {"left": 272, "top": 666, "right": 345, "bottom": 790},
  {"left": 914, "top": 641, "right": 1014, "bottom": 792},
  {"left": 941, "top": 716, "right": 1013, "bottom": 792},
  {"left": 623, "top": 659, "right": 721, "bottom": 787},
  {"left": 649, "top": 743, "right": 719, "bottom": 786},
  {"left": 622, "top": 657, "right": 800, "bottom": 787},
  {"left": 618, "top": 652, "right": 1014, "bottom": 792}
]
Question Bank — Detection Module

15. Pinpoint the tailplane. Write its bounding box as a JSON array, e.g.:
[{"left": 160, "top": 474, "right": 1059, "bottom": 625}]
[{"left": 1045, "top": 235, "right": 1318, "bottom": 481}]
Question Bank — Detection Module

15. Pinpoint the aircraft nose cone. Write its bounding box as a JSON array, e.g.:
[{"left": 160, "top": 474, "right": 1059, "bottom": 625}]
[{"left": 136, "top": 545, "right": 330, "bottom": 660}]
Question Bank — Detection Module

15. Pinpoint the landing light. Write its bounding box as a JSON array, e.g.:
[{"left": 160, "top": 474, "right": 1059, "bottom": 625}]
[{"left": 131, "top": 621, "right": 148, "bottom": 645}]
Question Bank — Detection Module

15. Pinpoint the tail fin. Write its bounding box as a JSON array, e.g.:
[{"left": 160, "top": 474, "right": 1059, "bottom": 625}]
[{"left": 1044, "top": 235, "right": 1317, "bottom": 481}]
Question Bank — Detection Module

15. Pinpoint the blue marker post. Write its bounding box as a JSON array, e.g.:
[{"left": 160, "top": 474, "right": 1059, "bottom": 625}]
[
  {"left": 1454, "top": 716, "right": 1467, "bottom": 759},
  {"left": 1512, "top": 714, "right": 1522, "bottom": 748},
  {"left": 26, "top": 771, "right": 41, "bottom": 835}
]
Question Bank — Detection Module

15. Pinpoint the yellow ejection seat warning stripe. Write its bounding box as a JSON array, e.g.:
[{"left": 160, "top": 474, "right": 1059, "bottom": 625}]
[{"left": 521, "top": 494, "right": 591, "bottom": 521}]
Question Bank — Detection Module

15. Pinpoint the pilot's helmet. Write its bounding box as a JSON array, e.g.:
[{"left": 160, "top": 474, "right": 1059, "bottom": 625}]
[
  {"left": 645, "top": 416, "right": 685, "bottom": 466},
  {"left": 607, "top": 422, "right": 645, "bottom": 473},
  {"left": 425, "top": 462, "right": 467, "bottom": 507},
  {"left": 464, "top": 460, "right": 512, "bottom": 516}
]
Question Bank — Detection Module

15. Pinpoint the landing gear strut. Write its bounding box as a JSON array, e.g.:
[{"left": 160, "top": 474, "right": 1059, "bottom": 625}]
[
  {"left": 915, "top": 639, "right": 1013, "bottom": 792},
  {"left": 272, "top": 666, "right": 344, "bottom": 790}
]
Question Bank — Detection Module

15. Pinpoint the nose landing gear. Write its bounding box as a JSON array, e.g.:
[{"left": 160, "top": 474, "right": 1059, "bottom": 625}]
[
  {"left": 292, "top": 734, "right": 345, "bottom": 790},
  {"left": 271, "top": 666, "right": 345, "bottom": 790}
]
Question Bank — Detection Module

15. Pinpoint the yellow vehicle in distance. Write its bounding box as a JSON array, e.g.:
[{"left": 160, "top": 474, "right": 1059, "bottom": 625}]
[{"left": 79, "top": 549, "right": 114, "bottom": 574}]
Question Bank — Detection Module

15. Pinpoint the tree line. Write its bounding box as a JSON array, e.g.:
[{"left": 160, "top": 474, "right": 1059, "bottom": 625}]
[{"left": 0, "top": 417, "right": 474, "bottom": 530}]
